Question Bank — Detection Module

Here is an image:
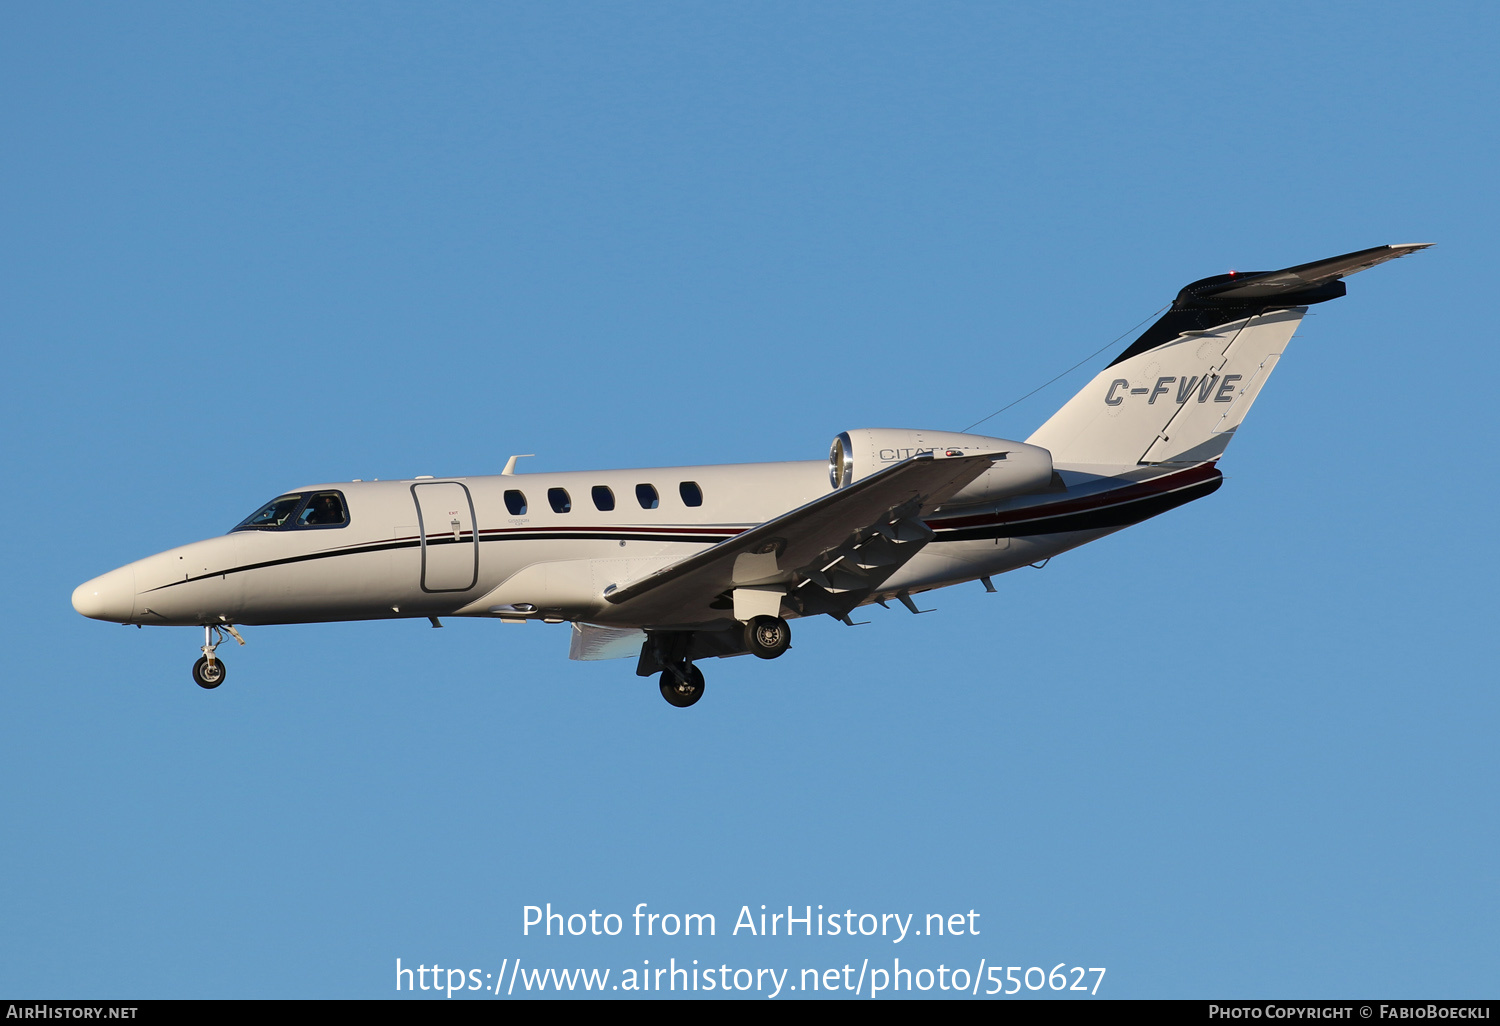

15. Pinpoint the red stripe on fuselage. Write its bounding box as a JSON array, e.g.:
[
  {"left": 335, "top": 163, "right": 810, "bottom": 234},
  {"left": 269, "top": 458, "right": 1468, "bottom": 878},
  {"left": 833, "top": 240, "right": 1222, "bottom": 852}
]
[{"left": 932, "top": 462, "right": 1220, "bottom": 532}]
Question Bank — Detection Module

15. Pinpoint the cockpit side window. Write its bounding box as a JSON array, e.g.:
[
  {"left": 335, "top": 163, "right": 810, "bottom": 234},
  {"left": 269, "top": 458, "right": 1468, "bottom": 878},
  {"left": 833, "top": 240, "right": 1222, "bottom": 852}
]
[
  {"left": 232, "top": 494, "right": 305, "bottom": 531},
  {"left": 295, "top": 492, "right": 349, "bottom": 528}
]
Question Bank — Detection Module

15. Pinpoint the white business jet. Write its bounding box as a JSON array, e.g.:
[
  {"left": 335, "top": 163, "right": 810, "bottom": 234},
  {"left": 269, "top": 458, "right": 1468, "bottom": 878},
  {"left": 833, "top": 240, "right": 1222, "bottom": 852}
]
[{"left": 73, "top": 244, "right": 1428, "bottom": 706}]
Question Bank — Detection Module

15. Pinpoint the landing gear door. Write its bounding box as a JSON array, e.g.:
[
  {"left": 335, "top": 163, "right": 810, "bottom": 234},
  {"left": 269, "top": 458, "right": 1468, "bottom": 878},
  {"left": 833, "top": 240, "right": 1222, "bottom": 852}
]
[{"left": 412, "top": 482, "right": 479, "bottom": 593}]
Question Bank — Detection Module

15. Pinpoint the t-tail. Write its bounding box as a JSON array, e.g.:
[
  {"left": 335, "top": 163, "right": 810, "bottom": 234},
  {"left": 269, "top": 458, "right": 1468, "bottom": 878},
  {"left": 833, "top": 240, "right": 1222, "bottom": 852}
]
[{"left": 1027, "top": 244, "right": 1430, "bottom": 469}]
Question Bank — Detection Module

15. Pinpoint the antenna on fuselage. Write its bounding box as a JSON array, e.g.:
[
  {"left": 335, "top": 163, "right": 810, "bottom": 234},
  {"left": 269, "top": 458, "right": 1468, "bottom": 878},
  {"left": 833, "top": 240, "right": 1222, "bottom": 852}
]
[{"left": 501, "top": 454, "right": 535, "bottom": 476}]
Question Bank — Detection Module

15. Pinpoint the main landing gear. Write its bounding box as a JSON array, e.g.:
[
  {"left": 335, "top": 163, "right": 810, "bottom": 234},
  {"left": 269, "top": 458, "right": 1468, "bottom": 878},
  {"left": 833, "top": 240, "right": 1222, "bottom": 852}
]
[
  {"left": 193, "top": 624, "right": 244, "bottom": 690},
  {"left": 659, "top": 663, "right": 705, "bottom": 708},
  {"left": 653, "top": 616, "right": 790, "bottom": 708},
  {"left": 744, "top": 615, "right": 791, "bottom": 659}
]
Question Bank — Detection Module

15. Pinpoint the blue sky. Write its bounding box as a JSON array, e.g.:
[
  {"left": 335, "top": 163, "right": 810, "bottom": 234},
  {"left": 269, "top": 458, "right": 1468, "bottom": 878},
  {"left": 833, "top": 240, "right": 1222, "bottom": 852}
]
[{"left": 2, "top": 2, "right": 1495, "bottom": 999}]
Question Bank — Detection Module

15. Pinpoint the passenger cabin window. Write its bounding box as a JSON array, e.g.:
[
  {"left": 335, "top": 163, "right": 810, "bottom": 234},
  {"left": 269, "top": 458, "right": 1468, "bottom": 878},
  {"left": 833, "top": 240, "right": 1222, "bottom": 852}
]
[
  {"left": 679, "top": 481, "right": 703, "bottom": 507},
  {"left": 592, "top": 486, "right": 615, "bottom": 512},
  {"left": 635, "top": 484, "right": 659, "bottom": 509},
  {"left": 548, "top": 487, "right": 572, "bottom": 514},
  {"left": 296, "top": 492, "right": 349, "bottom": 528},
  {"left": 504, "top": 490, "right": 527, "bottom": 516}
]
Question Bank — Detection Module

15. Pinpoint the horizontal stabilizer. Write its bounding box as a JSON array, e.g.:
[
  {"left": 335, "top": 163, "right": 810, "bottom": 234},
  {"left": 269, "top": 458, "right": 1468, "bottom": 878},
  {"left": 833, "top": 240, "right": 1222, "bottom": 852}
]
[
  {"left": 1190, "top": 243, "right": 1432, "bottom": 301},
  {"left": 1106, "top": 243, "right": 1431, "bottom": 370}
]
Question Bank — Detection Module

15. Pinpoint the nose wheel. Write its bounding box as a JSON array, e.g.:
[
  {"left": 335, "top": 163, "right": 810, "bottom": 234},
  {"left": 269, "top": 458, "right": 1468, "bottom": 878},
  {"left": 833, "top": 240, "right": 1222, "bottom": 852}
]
[
  {"left": 659, "top": 663, "right": 705, "bottom": 708},
  {"left": 194, "top": 624, "right": 244, "bottom": 690},
  {"left": 193, "top": 655, "right": 226, "bottom": 689}
]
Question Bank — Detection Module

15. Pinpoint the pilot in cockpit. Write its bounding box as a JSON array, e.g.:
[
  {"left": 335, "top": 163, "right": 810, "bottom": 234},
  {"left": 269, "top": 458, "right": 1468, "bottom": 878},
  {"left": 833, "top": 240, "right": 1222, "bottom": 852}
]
[{"left": 300, "top": 493, "right": 346, "bottom": 527}]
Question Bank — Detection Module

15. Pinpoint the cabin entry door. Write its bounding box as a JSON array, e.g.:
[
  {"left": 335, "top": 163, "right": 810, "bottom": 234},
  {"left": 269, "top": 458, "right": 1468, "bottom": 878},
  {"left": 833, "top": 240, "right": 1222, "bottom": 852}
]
[{"left": 411, "top": 482, "right": 478, "bottom": 592}]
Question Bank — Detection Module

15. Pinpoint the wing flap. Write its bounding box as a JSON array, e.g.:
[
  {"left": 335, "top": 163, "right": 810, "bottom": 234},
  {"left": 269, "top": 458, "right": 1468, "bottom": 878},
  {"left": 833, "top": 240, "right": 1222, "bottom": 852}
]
[{"left": 568, "top": 623, "right": 648, "bottom": 661}]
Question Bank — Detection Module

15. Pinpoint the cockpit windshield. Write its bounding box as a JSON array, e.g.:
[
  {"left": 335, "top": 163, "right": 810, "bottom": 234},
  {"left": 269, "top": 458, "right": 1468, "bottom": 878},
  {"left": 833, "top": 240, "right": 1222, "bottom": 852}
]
[
  {"left": 231, "top": 491, "right": 349, "bottom": 532},
  {"left": 233, "top": 494, "right": 305, "bottom": 531}
]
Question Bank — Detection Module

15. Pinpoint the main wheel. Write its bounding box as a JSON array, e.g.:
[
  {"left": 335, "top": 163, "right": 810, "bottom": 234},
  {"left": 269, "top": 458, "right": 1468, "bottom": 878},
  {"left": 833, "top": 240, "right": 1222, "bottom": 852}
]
[
  {"left": 192, "top": 656, "right": 226, "bottom": 689},
  {"left": 744, "top": 615, "right": 791, "bottom": 659},
  {"left": 659, "top": 664, "right": 705, "bottom": 708}
]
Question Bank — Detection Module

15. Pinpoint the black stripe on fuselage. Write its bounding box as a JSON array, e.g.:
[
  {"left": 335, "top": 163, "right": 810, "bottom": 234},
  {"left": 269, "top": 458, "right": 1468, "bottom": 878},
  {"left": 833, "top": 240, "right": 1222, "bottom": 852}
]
[
  {"left": 144, "top": 529, "right": 743, "bottom": 591},
  {"left": 146, "top": 466, "right": 1220, "bottom": 592}
]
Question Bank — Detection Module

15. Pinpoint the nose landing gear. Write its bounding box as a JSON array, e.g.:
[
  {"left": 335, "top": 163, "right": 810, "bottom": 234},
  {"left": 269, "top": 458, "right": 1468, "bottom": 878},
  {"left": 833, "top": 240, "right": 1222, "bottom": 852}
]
[
  {"left": 193, "top": 624, "right": 245, "bottom": 690},
  {"left": 192, "top": 655, "right": 226, "bottom": 689}
]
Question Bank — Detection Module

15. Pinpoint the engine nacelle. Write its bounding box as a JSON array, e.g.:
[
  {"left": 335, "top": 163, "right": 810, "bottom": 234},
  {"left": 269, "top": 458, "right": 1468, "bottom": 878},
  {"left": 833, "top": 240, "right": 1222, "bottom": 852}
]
[{"left": 829, "top": 428, "right": 1055, "bottom": 506}]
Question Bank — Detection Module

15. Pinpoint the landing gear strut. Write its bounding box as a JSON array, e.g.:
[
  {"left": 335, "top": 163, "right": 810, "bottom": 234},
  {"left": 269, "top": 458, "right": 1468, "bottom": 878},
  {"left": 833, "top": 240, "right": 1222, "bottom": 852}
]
[
  {"left": 743, "top": 616, "right": 791, "bottom": 659},
  {"left": 193, "top": 624, "right": 244, "bottom": 689},
  {"left": 659, "top": 663, "right": 705, "bottom": 708}
]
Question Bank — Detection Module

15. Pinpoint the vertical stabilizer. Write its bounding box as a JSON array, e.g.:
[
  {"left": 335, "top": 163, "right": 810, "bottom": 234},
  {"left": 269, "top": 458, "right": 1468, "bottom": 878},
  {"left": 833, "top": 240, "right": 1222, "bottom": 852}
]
[{"left": 1027, "top": 244, "right": 1429, "bottom": 467}]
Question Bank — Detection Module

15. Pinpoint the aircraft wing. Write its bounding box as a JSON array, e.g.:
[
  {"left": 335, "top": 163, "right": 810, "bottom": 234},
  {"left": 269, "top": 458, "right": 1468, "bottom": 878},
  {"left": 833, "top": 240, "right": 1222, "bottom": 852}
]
[{"left": 601, "top": 451, "right": 1001, "bottom": 627}]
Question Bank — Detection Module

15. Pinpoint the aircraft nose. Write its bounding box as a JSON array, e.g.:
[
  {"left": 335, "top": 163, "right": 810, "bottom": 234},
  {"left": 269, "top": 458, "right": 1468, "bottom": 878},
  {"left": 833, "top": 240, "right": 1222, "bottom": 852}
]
[{"left": 72, "top": 566, "right": 136, "bottom": 622}]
